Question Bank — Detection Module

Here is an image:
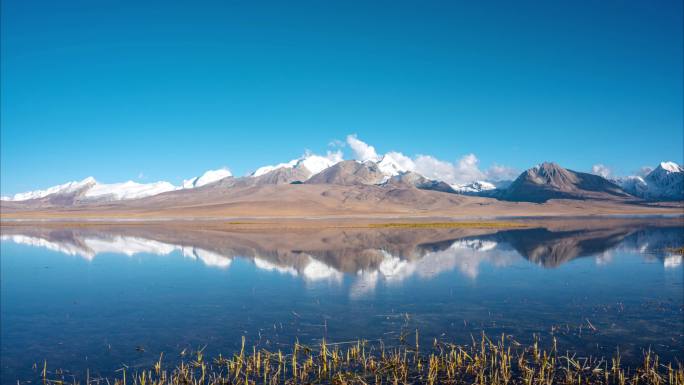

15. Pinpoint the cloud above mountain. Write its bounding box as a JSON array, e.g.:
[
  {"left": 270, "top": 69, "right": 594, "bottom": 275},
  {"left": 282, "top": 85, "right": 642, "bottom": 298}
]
[
  {"left": 3, "top": 133, "right": 520, "bottom": 200},
  {"left": 347, "top": 134, "right": 380, "bottom": 162},
  {"left": 637, "top": 166, "right": 654, "bottom": 177},
  {"left": 345, "top": 135, "right": 516, "bottom": 185},
  {"left": 251, "top": 150, "right": 343, "bottom": 177},
  {"left": 486, "top": 164, "right": 519, "bottom": 181},
  {"left": 591, "top": 164, "right": 612, "bottom": 178}
]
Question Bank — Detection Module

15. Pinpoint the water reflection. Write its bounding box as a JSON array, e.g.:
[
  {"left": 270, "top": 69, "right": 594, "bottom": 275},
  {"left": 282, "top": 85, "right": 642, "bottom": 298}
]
[
  {"left": 1, "top": 220, "right": 682, "bottom": 382},
  {"left": 2, "top": 220, "right": 682, "bottom": 295}
]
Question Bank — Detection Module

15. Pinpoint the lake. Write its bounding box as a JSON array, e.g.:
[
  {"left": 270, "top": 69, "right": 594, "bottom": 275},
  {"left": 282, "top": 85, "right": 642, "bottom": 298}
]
[{"left": 1, "top": 219, "right": 682, "bottom": 383}]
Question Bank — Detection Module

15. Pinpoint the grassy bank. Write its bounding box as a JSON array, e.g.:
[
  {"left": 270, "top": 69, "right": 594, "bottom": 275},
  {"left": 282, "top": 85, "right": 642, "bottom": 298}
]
[
  {"left": 367, "top": 221, "right": 526, "bottom": 229},
  {"left": 39, "top": 332, "right": 682, "bottom": 385}
]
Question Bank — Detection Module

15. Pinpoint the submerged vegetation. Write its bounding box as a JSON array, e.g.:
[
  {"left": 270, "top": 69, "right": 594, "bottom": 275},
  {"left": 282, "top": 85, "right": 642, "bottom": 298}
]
[{"left": 39, "top": 332, "right": 682, "bottom": 385}]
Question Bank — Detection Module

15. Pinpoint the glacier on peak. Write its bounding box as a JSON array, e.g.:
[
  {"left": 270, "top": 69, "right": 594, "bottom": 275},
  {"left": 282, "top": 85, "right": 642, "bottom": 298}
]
[
  {"left": 182, "top": 168, "right": 232, "bottom": 188},
  {"left": 251, "top": 151, "right": 343, "bottom": 179},
  {"left": 614, "top": 161, "right": 683, "bottom": 200},
  {"left": 659, "top": 161, "right": 683, "bottom": 173},
  {"left": 2, "top": 167, "right": 235, "bottom": 202},
  {"left": 1, "top": 177, "right": 96, "bottom": 201},
  {"left": 84, "top": 180, "right": 177, "bottom": 201},
  {"left": 376, "top": 152, "right": 415, "bottom": 176},
  {"left": 451, "top": 181, "right": 497, "bottom": 193}
]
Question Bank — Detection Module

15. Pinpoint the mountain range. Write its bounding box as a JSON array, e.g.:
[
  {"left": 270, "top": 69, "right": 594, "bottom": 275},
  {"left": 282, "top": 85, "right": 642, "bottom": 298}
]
[
  {"left": 612, "top": 162, "right": 684, "bottom": 201},
  {"left": 1, "top": 155, "right": 682, "bottom": 217}
]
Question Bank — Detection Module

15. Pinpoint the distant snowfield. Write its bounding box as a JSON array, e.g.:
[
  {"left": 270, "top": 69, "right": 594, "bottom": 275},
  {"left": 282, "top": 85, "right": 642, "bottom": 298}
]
[{"left": 2, "top": 168, "right": 233, "bottom": 203}]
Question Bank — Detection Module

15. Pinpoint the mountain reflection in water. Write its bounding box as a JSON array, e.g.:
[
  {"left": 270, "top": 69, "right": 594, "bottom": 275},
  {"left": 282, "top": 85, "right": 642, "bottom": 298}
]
[{"left": 2, "top": 220, "right": 682, "bottom": 295}]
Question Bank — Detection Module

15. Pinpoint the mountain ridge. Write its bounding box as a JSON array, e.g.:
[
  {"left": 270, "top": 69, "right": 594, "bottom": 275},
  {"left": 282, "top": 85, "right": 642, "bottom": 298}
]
[
  {"left": 615, "top": 162, "right": 684, "bottom": 201},
  {"left": 501, "top": 162, "right": 631, "bottom": 203},
  {"left": 2, "top": 158, "right": 683, "bottom": 207}
]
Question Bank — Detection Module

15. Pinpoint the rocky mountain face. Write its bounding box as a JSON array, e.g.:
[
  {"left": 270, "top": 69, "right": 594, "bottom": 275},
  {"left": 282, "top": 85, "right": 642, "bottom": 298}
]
[
  {"left": 616, "top": 162, "right": 683, "bottom": 201},
  {"left": 500, "top": 162, "right": 630, "bottom": 203},
  {"left": 305, "top": 160, "right": 388, "bottom": 185},
  {"left": 384, "top": 171, "right": 455, "bottom": 193},
  {"left": 242, "top": 167, "right": 310, "bottom": 186}
]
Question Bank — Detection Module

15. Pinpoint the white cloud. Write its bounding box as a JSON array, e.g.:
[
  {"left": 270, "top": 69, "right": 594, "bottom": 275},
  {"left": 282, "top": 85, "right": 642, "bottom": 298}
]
[
  {"left": 384, "top": 151, "right": 415, "bottom": 170},
  {"left": 343, "top": 135, "right": 516, "bottom": 185},
  {"left": 412, "top": 154, "right": 488, "bottom": 185},
  {"left": 486, "top": 164, "right": 519, "bottom": 181},
  {"left": 328, "top": 139, "right": 346, "bottom": 148},
  {"left": 413, "top": 155, "right": 458, "bottom": 182},
  {"left": 591, "top": 164, "right": 612, "bottom": 178},
  {"left": 636, "top": 166, "right": 653, "bottom": 177},
  {"left": 346, "top": 134, "right": 380, "bottom": 162},
  {"left": 456, "top": 154, "right": 487, "bottom": 182}
]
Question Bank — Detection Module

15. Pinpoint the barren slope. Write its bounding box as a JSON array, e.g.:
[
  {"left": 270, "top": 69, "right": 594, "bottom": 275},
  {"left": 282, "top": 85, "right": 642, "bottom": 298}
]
[{"left": 1, "top": 182, "right": 682, "bottom": 220}]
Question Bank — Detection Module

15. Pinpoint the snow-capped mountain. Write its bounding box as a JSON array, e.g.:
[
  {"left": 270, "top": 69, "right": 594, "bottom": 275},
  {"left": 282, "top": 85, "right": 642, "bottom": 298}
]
[
  {"left": 182, "top": 168, "right": 232, "bottom": 189},
  {"left": 84, "top": 180, "right": 177, "bottom": 201},
  {"left": 376, "top": 152, "right": 414, "bottom": 177},
  {"left": 1, "top": 168, "right": 233, "bottom": 203},
  {"left": 614, "top": 176, "right": 648, "bottom": 197},
  {"left": 616, "top": 161, "right": 684, "bottom": 200},
  {"left": 4, "top": 156, "right": 682, "bottom": 206},
  {"left": 451, "top": 181, "right": 496, "bottom": 193},
  {"left": 251, "top": 152, "right": 343, "bottom": 180},
  {"left": 450, "top": 180, "right": 513, "bottom": 197},
  {"left": 2, "top": 177, "right": 96, "bottom": 202},
  {"left": 0, "top": 177, "right": 178, "bottom": 203}
]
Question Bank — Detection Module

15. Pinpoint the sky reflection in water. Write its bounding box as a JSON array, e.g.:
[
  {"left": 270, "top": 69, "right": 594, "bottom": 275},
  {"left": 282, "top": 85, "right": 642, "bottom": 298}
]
[{"left": 1, "top": 221, "right": 682, "bottom": 382}]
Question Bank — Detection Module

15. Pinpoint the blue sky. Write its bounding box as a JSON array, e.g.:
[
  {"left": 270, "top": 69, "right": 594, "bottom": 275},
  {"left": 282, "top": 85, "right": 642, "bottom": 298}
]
[{"left": 2, "top": 0, "right": 682, "bottom": 194}]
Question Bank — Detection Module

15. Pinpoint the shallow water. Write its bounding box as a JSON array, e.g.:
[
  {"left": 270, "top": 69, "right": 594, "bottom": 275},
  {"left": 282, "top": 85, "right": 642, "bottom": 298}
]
[{"left": 1, "top": 220, "right": 683, "bottom": 383}]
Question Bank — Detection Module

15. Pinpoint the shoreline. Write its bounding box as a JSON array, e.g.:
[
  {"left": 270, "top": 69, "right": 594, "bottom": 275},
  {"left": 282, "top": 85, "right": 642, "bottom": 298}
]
[
  {"left": 2, "top": 216, "right": 683, "bottom": 230},
  {"left": 1, "top": 213, "right": 682, "bottom": 226}
]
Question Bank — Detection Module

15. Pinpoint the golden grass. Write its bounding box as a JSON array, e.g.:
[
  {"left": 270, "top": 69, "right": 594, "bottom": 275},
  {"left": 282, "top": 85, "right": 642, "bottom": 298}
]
[
  {"left": 367, "top": 221, "right": 526, "bottom": 229},
  {"left": 668, "top": 247, "right": 684, "bottom": 255},
  {"left": 38, "top": 331, "right": 682, "bottom": 385}
]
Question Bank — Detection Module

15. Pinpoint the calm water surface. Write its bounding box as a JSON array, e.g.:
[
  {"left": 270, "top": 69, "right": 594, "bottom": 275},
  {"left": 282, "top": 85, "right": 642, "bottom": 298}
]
[{"left": 1, "top": 220, "right": 682, "bottom": 383}]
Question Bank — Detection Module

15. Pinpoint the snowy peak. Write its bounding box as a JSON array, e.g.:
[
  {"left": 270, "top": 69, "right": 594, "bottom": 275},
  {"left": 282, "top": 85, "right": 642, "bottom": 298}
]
[
  {"left": 298, "top": 152, "right": 343, "bottom": 175},
  {"left": 0, "top": 177, "right": 178, "bottom": 203},
  {"left": 182, "top": 168, "right": 232, "bottom": 189},
  {"left": 376, "top": 152, "right": 413, "bottom": 177},
  {"left": 251, "top": 152, "right": 343, "bottom": 180},
  {"left": 84, "top": 180, "right": 177, "bottom": 201},
  {"left": 251, "top": 159, "right": 299, "bottom": 178},
  {"left": 657, "top": 161, "right": 683, "bottom": 173},
  {"left": 2, "top": 167, "right": 234, "bottom": 203},
  {"left": 641, "top": 161, "right": 683, "bottom": 200},
  {"left": 451, "top": 181, "right": 496, "bottom": 193},
  {"left": 615, "top": 161, "right": 683, "bottom": 201},
  {"left": 1, "top": 177, "right": 96, "bottom": 202}
]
